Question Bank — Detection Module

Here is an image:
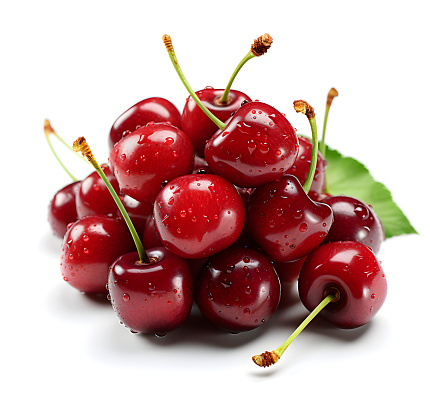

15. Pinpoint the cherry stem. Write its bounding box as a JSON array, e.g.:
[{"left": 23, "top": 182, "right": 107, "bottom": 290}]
[
  {"left": 293, "top": 100, "right": 318, "bottom": 194},
  {"left": 321, "top": 88, "right": 338, "bottom": 159},
  {"left": 162, "top": 34, "right": 226, "bottom": 130},
  {"left": 44, "top": 119, "right": 78, "bottom": 182},
  {"left": 219, "top": 33, "right": 273, "bottom": 104},
  {"left": 252, "top": 292, "right": 338, "bottom": 368},
  {"left": 72, "top": 137, "right": 148, "bottom": 263}
]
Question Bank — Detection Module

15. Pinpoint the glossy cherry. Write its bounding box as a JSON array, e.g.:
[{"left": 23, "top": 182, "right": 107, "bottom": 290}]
[
  {"left": 108, "top": 247, "right": 193, "bottom": 335},
  {"left": 272, "top": 257, "right": 306, "bottom": 284},
  {"left": 48, "top": 181, "right": 80, "bottom": 238},
  {"left": 286, "top": 135, "right": 327, "bottom": 201},
  {"left": 182, "top": 88, "right": 251, "bottom": 156},
  {"left": 109, "top": 122, "right": 194, "bottom": 204},
  {"left": 321, "top": 195, "right": 385, "bottom": 254},
  {"left": 195, "top": 245, "right": 281, "bottom": 333},
  {"left": 75, "top": 164, "right": 120, "bottom": 219},
  {"left": 204, "top": 101, "right": 299, "bottom": 188},
  {"left": 60, "top": 215, "right": 136, "bottom": 294},
  {"left": 298, "top": 241, "right": 387, "bottom": 329},
  {"left": 108, "top": 97, "right": 182, "bottom": 149},
  {"left": 153, "top": 173, "right": 245, "bottom": 259},
  {"left": 246, "top": 174, "right": 333, "bottom": 262}
]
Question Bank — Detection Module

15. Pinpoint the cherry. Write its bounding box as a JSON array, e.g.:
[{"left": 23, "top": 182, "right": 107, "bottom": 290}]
[
  {"left": 286, "top": 135, "right": 327, "bottom": 201},
  {"left": 75, "top": 163, "right": 120, "bottom": 219},
  {"left": 48, "top": 181, "right": 80, "bottom": 238},
  {"left": 109, "top": 122, "right": 194, "bottom": 204},
  {"left": 74, "top": 137, "right": 194, "bottom": 335},
  {"left": 195, "top": 245, "right": 281, "bottom": 333},
  {"left": 108, "top": 97, "right": 182, "bottom": 149},
  {"left": 153, "top": 173, "right": 245, "bottom": 259},
  {"left": 108, "top": 248, "right": 193, "bottom": 335},
  {"left": 119, "top": 194, "right": 153, "bottom": 235},
  {"left": 272, "top": 257, "right": 306, "bottom": 284},
  {"left": 252, "top": 240, "right": 387, "bottom": 367},
  {"left": 60, "top": 215, "right": 135, "bottom": 294},
  {"left": 321, "top": 195, "right": 385, "bottom": 254}
]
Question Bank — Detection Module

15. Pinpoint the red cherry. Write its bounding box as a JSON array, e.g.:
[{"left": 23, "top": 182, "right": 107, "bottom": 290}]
[
  {"left": 195, "top": 245, "right": 280, "bottom": 332},
  {"left": 48, "top": 181, "right": 80, "bottom": 238},
  {"left": 119, "top": 194, "right": 153, "bottom": 235},
  {"left": 109, "top": 122, "right": 194, "bottom": 203},
  {"left": 321, "top": 195, "right": 385, "bottom": 254},
  {"left": 75, "top": 164, "right": 120, "bottom": 219},
  {"left": 182, "top": 88, "right": 252, "bottom": 156},
  {"left": 108, "top": 248, "right": 194, "bottom": 335},
  {"left": 286, "top": 136, "right": 327, "bottom": 200},
  {"left": 246, "top": 175, "right": 333, "bottom": 262},
  {"left": 108, "top": 97, "right": 182, "bottom": 149},
  {"left": 272, "top": 257, "right": 306, "bottom": 284},
  {"left": 204, "top": 101, "right": 299, "bottom": 188},
  {"left": 153, "top": 173, "right": 245, "bottom": 259},
  {"left": 298, "top": 241, "right": 387, "bottom": 329},
  {"left": 60, "top": 215, "right": 136, "bottom": 294}
]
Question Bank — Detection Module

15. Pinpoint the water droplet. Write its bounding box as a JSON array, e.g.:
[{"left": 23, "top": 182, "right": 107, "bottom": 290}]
[
  {"left": 123, "top": 293, "right": 130, "bottom": 301},
  {"left": 299, "top": 223, "right": 308, "bottom": 232},
  {"left": 83, "top": 234, "right": 89, "bottom": 242},
  {"left": 168, "top": 197, "right": 174, "bottom": 205},
  {"left": 83, "top": 248, "right": 89, "bottom": 254},
  {"left": 120, "top": 154, "right": 126, "bottom": 161},
  {"left": 244, "top": 308, "right": 251, "bottom": 315},
  {"left": 371, "top": 293, "right": 376, "bottom": 299},
  {"left": 165, "top": 137, "right": 174, "bottom": 145}
]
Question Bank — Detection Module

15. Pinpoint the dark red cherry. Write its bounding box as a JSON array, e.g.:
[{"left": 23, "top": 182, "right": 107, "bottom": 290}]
[
  {"left": 272, "top": 257, "right": 306, "bottom": 284},
  {"left": 204, "top": 101, "right": 299, "bottom": 188},
  {"left": 75, "top": 164, "right": 120, "bottom": 219},
  {"left": 181, "top": 88, "right": 252, "bottom": 156},
  {"left": 60, "top": 215, "right": 135, "bottom": 294},
  {"left": 108, "top": 97, "right": 182, "bottom": 149},
  {"left": 246, "top": 175, "right": 333, "bottom": 262},
  {"left": 153, "top": 173, "right": 245, "bottom": 259},
  {"left": 195, "top": 245, "right": 281, "bottom": 333},
  {"left": 286, "top": 136, "right": 327, "bottom": 201},
  {"left": 110, "top": 122, "right": 194, "bottom": 204},
  {"left": 48, "top": 181, "right": 80, "bottom": 238},
  {"left": 298, "top": 241, "right": 387, "bottom": 329},
  {"left": 108, "top": 247, "right": 193, "bottom": 335},
  {"left": 321, "top": 195, "right": 385, "bottom": 254}
]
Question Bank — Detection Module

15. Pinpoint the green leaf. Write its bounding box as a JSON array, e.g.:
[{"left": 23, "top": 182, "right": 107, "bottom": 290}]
[{"left": 323, "top": 146, "right": 417, "bottom": 239}]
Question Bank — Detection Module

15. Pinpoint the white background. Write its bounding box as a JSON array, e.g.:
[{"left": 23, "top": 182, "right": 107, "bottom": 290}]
[{"left": 1, "top": 1, "right": 429, "bottom": 401}]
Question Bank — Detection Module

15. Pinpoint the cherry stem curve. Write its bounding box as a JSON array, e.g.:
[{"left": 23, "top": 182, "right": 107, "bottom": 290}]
[
  {"left": 44, "top": 119, "right": 78, "bottom": 182},
  {"left": 219, "top": 33, "right": 273, "bottom": 104},
  {"left": 73, "top": 137, "right": 148, "bottom": 263},
  {"left": 162, "top": 34, "right": 226, "bottom": 130},
  {"left": 321, "top": 88, "right": 338, "bottom": 159},
  {"left": 293, "top": 100, "right": 318, "bottom": 194},
  {"left": 252, "top": 292, "right": 338, "bottom": 368}
]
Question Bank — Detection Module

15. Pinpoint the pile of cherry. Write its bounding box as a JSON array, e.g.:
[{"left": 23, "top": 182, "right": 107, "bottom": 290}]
[{"left": 47, "top": 34, "right": 387, "bottom": 368}]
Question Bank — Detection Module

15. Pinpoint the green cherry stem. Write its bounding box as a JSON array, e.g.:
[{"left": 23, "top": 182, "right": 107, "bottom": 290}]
[
  {"left": 44, "top": 119, "right": 78, "bottom": 181},
  {"left": 218, "top": 33, "right": 273, "bottom": 104},
  {"left": 293, "top": 100, "right": 318, "bottom": 194},
  {"left": 252, "top": 291, "right": 339, "bottom": 368},
  {"left": 320, "top": 88, "right": 338, "bottom": 159},
  {"left": 162, "top": 34, "right": 226, "bottom": 130},
  {"left": 73, "top": 136, "right": 148, "bottom": 263}
]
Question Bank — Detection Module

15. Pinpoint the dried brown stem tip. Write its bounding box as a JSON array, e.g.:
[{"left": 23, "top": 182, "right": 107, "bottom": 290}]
[
  {"left": 44, "top": 119, "right": 54, "bottom": 136},
  {"left": 250, "top": 33, "right": 273, "bottom": 56},
  {"left": 73, "top": 136, "right": 94, "bottom": 162},
  {"left": 163, "top": 34, "right": 173, "bottom": 52},
  {"left": 294, "top": 100, "right": 315, "bottom": 120},
  {"left": 326, "top": 87, "right": 339, "bottom": 107},
  {"left": 252, "top": 350, "right": 280, "bottom": 368}
]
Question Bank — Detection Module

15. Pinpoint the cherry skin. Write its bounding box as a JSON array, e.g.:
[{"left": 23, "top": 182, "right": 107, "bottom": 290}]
[
  {"left": 204, "top": 101, "right": 299, "bottom": 188},
  {"left": 272, "top": 257, "right": 306, "bottom": 284},
  {"left": 110, "top": 122, "right": 194, "bottom": 204},
  {"left": 75, "top": 164, "right": 120, "bottom": 219},
  {"left": 181, "top": 88, "right": 252, "bottom": 156},
  {"left": 153, "top": 173, "right": 245, "bottom": 259},
  {"left": 298, "top": 241, "right": 387, "bottom": 329},
  {"left": 118, "top": 194, "right": 153, "bottom": 235},
  {"left": 48, "top": 181, "right": 80, "bottom": 238},
  {"left": 108, "top": 247, "right": 194, "bottom": 335},
  {"left": 60, "top": 215, "right": 136, "bottom": 294},
  {"left": 195, "top": 245, "right": 281, "bottom": 333},
  {"left": 286, "top": 136, "right": 327, "bottom": 201},
  {"left": 321, "top": 195, "right": 385, "bottom": 254},
  {"left": 108, "top": 97, "right": 182, "bottom": 149},
  {"left": 246, "top": 174, "right": 333, "bottom": 263}
]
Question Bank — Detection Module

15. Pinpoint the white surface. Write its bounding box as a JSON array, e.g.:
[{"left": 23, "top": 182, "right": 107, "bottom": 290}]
[{"left": 2, "top": 1, "right": 429, "bottom": 401}]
